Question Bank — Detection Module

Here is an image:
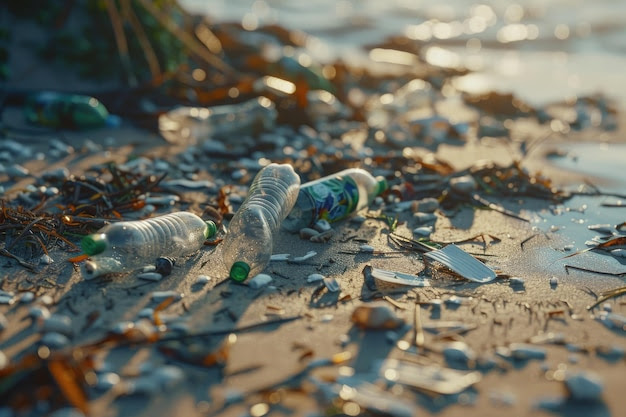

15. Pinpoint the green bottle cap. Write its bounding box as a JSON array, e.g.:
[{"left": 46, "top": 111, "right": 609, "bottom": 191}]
[
  {"left": 204, "top": 220, "right": 217, "bottom": 239},
  {"left": 375, "top": 176, "right": 388, "bottom": 196},
  {"left": 81, "top": 233, "right": 107, "bottom": 256},
  {"left": 230, "top": 261, "right": 251, "bottom": 282}
]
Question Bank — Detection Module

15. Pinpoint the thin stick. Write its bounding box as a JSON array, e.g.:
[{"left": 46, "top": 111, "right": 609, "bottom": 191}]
[
  {"left": 414, "top": 300, "right": 425, "bottom": 348},
  {"left": 104, "top": 0, "right": 137, "bottom": 87},
  {"left": 121, "top": 0, "right": 161, "bottom": 80},
  {"left": 587, "top": 286, "right": 626, "bottom": 311}
]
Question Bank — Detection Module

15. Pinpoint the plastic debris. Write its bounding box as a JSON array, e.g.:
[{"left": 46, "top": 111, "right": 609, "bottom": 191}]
[
  {"left": 283, "top": 168, "right": 387, "bottom": 231},
  {"left": 248, "top": 273, "right": 273, "bottom": 289},
  {"left": 424, "top": 244, "right": 496, "bottom": 283},
  {"left": 379, "top": 359, "right": 482, "bottom": 394},
  {"left": 221, "top": 164, "right": 300, "bottom": 282},
  {"left": 594, "top": 311, "right": 626, "bottom": 332},
  {"left": 137, "top": 272, "right": 163, "bottom": 282},
  {"left": 508, "top": 343, "right": 547, "bottom": 360},
  {"left": 194, "top": 275, "right": 211, "bottom": 285},
  {"left": 443, "top": 341, "right": 476, "bottom": 366},
  {"left": 351, "top": 302, "right": 404, "bottom": 329},
  {"left": 307, "top": 273, "right": 324, "bottom": 283},
  {"left": 323, "top": 276, "right": 340, "bottom": 292},
  {"left": 413, "top": 226, "right": 433, "bottom": 237},
  {"left": 370, "top": 267, "right": 430, "bottom": 286},
  {"left": 151, "top": 291, "right": 183, "bottom": 303},
  {"left": 40, "top": 332, "right": 70, "bottom": 349},
  {"left": 292, "top": 250, "right": 317, "bottom": 262}
]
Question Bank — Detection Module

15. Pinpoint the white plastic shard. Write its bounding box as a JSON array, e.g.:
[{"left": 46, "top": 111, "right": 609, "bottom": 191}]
[
  {"left": 370, "top": 267, "right": 430, "bottom": 286},
  {"left": 379, "top": 359, "right": 482, "bottom": 395},
  {"left": 424, "top": 244, "right": 496, "bottom": 283}
]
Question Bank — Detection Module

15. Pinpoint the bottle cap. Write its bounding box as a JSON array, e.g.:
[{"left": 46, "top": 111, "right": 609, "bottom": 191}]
[
  {"left": 81, "top": 233, "right": 107, "bottom": 256},
  {"left": 375, "top": 176, "right": 388, "bottom": 196},
  {"left": 230, "top": 261, "right": 250, "bottom": 282},
  {"left": 204, "top": 221, "right": 217, "bottom": 239}
]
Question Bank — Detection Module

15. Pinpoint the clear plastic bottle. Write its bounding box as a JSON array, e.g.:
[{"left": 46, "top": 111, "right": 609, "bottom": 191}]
[
  {"left": 158, "top": 96, "right": 277, "bottom": 144},
  {"left": 24, "top": 91, "right": 120, "bottom": 129},
  {"left": 221, "top": 163, "right": 300, "bottom": 282},
  {"left": 80, "top": 212, "right": 217, "bottom": 279},
  {"left": 282, "top": 168, "right": 388, "bottom": 232}
]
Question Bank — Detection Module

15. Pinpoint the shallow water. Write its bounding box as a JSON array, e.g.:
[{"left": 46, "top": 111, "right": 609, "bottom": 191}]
[{"left": 182, "top": 0, "right": 626, "bottom": 109}]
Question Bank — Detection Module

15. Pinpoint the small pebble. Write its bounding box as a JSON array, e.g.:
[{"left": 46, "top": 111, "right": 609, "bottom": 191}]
[
  {"left": 292, "top": 250, "right": 317, "bottom": 262},
  {"left": 310, "top": 229, "right": 334, "bottom": 243},
  {"left": 41, "top": 332, "right": 70, "bottom": 349},
  {"left": 411, "top": 197, "right": 439, "bottom": 213},
  {"left": 141, "top": 265, "right": 157, "bottom": 273},
  {"left": 42, "top": 315, "right": 73, "bottom": 336},
  {"left": 0, "top": 295, "right": 15, "bottom": 305},
  {"left": 151, "top": 291, "right": 183, "bottom": 302},
  {"left": 95, "top": 372, "right": 121, "bottom": 391},
  {"left": 313, "top": 219, "right": 332, "bottom": 232},
  {"left": 508, "top": 343, "right": 547, "bottom": 360},
  {"left": 28, "top": 305, "right": 51, "bottom": 321},
  {"left": 596, "top": 345, "right": 625, "bottom": 362},
  {"left": 602, "top": 303, "right": 612, "bottom": 312},
  {"left": 0, "top": 314, "right": 8, "bottom": 331},
  {"left": 299, "top": 228, "right": 319, "bottom": 240},
  {"left": 38, "top": 295, "right": 54, "bottom": 305},
  {"left": 587, "top": 224, "right": 614, "bottom": 234},
  {"left": 350, "top": 215, "right": 366, "bottom": 224},
  {"left": 137, "top": 308, "right": 154, "bottom": 319},
  {"left": 565, "top": 371, "right": 604, "bottom": 401},
  {"left": 443, "top": 341, "right": 476, "bottom": 366},
  {"left": 39, "top": 254, "right": 54, "bottom": 265},
  {"left": 450, "top": 175, "right": 477, "bottom": 194},
  {"left": 351, "top": 303, "right": 404, "bottom": 330},
  {"left": 413, "top": 212, "right": 437, "bottom": 225},
  {"left": 248, "top": 274, "right": 272, "bottom": 289},
  {"left": 137, "top": 272, "right": 163, "bottom": 282},
  {"left": 550, "top": 276, "right": 558, "bottom": 288},
  {"left": 509, "top": 277, "right": 525, "bottom": 287},
  {"left": 412, "top": 226, "right": 432, "bottom": 237},
  {"left": 307, "top": 273, "right": 324, "bottom": 283},
  {"left": 194, "top": 275, "right": 211, "bottom": 285},
  {"left": 359, "top": 244, "right": 375, "bottom": 253},
  {"left": 320, "top": 314, "right": 334, "bottom": 323},
  {"left": 6, "top": 164, "right": 29, "bottom": 178}
]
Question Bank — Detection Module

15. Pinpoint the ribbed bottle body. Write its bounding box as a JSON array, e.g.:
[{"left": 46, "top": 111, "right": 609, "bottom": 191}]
[
  {"left": 221, "top": 163, "right": 300, "bottom": 281},
  {"left": 82, "top": 212, "right": 210, "bottom": 279}
]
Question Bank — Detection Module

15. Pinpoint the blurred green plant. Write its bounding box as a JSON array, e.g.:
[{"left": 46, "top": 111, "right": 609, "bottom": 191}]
[{"left": 6, "top": 0, "right": 192, "bottom": 84}]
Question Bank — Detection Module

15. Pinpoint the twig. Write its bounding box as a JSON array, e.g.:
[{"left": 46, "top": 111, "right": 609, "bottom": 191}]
[
  {"left": 121, "top": 0, "right": 161, "bottom": 80},
  {"left": 587, "top": 286, "right": 626, "bottom": 310},
  {"left": 565, "top": 265, "right": 626, "bottom": 277},
  {"left": 104, "top": 0, "right": 137, "bottom": 87},
  {"left": 472, "top": 194, "right": 530, "bottom": 222}
]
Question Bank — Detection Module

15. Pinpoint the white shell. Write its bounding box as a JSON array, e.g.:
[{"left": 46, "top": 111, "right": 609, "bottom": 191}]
[{"left": 248, "top": 274, "right": 273, "bottom": 289}]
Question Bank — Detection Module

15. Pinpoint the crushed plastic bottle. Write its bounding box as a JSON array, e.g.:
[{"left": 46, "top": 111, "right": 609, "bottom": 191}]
[
  {"left": 158, "top": 96, "right": 277, "bottom": 144},
  {"left": 81, "top": 212, "right": 217, "bottom": 279},
  {"left": 221, "top": 163, "right": 300, "bottom": 282},
  {"left": 24, "top": 91, "right": 120, "bottom": 129},
  {"left": 282, "top": 168, "right": 387, "bottom": 232}
]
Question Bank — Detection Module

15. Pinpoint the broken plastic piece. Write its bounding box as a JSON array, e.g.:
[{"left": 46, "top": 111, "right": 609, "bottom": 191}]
[
  {"left": 424, "top": 244, "right": 496, "bottom": 283},
  {"left": 379, "top": 359, "right": 482, "bottom": 394},
  {"left": 370, "top": 267, "right": 430, "bottom": 287}
]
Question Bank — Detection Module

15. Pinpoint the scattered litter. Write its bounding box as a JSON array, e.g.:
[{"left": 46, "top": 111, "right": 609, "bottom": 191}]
[
  {"left": 351, "top": 302, "right": 404, "bottom": 329},
  {"left": 370, "top": 267, "right": 430, "bottom": 286},
  {"left": 565, "top": 371, "right": 604, "bottom": 401},
  {"left": 248, "top": 274, "right": 273, "bottom": 289},
  {"left": 424, "top": 244, "right": 496, "bottom": 283},
  {"left": 610, "top": 249, "right": 626, "bottom": 258},
  {"left": 137, "top": 272, "right": 164, "bottom": 282},
  {"left": 509, "top": 277, "right": 525, "bottom": 288},
  {"left": 379, "top": 359, "right": 482, "bottom": 394},
  {"left": 594, "top": 311, "right": 626, "bottom": 332},
  {"left": 443, "top": 341, "right": 476, "bottom": 366}
]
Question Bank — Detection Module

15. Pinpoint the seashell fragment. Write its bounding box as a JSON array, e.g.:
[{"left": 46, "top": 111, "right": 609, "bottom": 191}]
[{"left": 351, "top": 303, "right": 404, "bottom": 329}]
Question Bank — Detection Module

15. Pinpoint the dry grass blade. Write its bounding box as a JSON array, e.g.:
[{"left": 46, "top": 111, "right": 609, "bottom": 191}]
[
  {"left": 104, "top": 0, "right": 137, "bottom": 87},
  {"left": 121, "top": 0, "right": 161, "bottom": 80},
  {"left": 48, "top": 359, "right": 89, "bottom": 415},
  {"left": 587, "top": 286, "right": 626, "bottom": 310}
]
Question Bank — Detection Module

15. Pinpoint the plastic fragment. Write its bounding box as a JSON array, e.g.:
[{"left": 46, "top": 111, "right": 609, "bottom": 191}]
[
  {"left": 292, "top": 250, "right": 317, "bottom": 262},
  {"left": 594, "top": 311, "right": 626, "bottom": 331},
  {"left": 270, "top": 253, "right": 290, "bottom": 261},
  {"left": 413, "top": 212, "right": 437, "bottom": 225},
  {"left": 412, "top": 226, "right": 432, "bottom": 237},
  {"left": 194, "top": 275, "right": 211, "bottom": 285},
  {"left": 443, "top": 341, "right": 476, "bottom": 366},
  {"left": 299, "top": 228, "right": 319, "bottom": 240},
  {"left": 323, "top": 276, "right": 340, "bottom": 292},
  {"left": 151, "top": 291, "right": 183, "bottom": 303},
  {"left": 248, "top": 274, "right": 273, "bottom": 289},
  {"left": 370, "top": 267, "right": 430, "bottom": 286},
  {"left": 424, "top": 244, "right": 496, "bottom": 283},
  {"left": 359, "top": 244, "right": 375, "bottom": 253},
  {"left": 307, "top": 273, "right": 324, "bottom": 283},
  {"left": 41, "top": 332, "right": 70, "bottom": 349},
  {"left": 587, "top": 224, "right": 614, "bottom": 234},
  {"left": 508, "top": 343, "right": 547, "bottom": 360},
  {"left": 379, "top": 359, "right": 482, "bottom": 394}
]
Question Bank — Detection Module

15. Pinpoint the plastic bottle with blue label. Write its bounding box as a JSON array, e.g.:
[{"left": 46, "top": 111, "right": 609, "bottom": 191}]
[{"left": 282, "top": 168, "right": 387, "bottom": 232}]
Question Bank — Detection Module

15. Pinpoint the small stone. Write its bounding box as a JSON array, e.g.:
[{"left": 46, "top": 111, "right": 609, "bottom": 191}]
[
  {"left": 41, "top": 332, "right": 70, "bottom": 349},
  {"left": 310, "top": 229, "right": 334, "bottom": 243},
  {"left": 550, "top": 276, "right": 558, "bottom": 288},
  {"left": 248, "top": 274, "right": 272, "bottom": 289},
  {"left": 351, "top": 215, "right": 366, "bottom": 224},
  {"left": 509, "top": 277, "right": 525, "bottom": 288},
  {"left": 137, "top": 308, "right": 154, "bottom": 319},
  {"left": 18, "top": 292, "right": 34, "bottom": 304},
  {"left": 307, "top": 273, "right": 324, "bottom": 283},
  {"left": 142, "top": 265, "right": 157, "bottom": 273},
  {"left": 443, "top": 341, "right": 476, "bottom": 366},
  {"left": 38, "top": 295, "right": 54, "bottom": 305},
  {"left": 320, "top": 314, "right": 334, "bottom": 323},
  {"left": 194, "top": 275, "right": 211, "bottom": 285},
  {"left": 151, "top": 291, "right": 183, "bottom": 302},
  {"left": 450, "top": 175, "right": 477, "bottom": 194},
  {"left": 602, "top": 303, "right": 612, "bottom": 312},
  {"left": 412, "top": 226, "right": 432, "bottom": 237},
  {"left": 137, "top": 272, "right": 163, "bottom": 282},
  {"left": 0, "top": 314, "right": 8, "bottom": 331},
  {"left": 565, "top": 371, "right": 604, "bottom": 401},
  {"left": 359, "top": 244, "right": 375, "bottom": 253},
  {"left": 6, "top": 164, "right": 29, "bottom": 178},
  {"left": 28, "top": 305, "right": 51, "bottom": 321},
  {"left": 508, "top": 343, "right": 546, "bottom": 360},
  {"left": 313, "top": 219, "right": 332, "bottom": 232},
  {"left": 413, "top": 212, "right": 437, "bottom": 225},
  {"left": 39, "top": 254, "right": 54, "bottom": 265},
  {"left": 351, "top": 302, "right": 404, "bottom": 330},
  {"left": 95, "top": 372, "right": 121, "bottom": 391},
  {"left": 323, "top": 276, "right": 340, "bottom": 292},
  {"left": 299, "top": 228, "right": 319, "bottom": 240},
  {"left": 42, "top": 315, "right": 73, "bottom": 336},
  {"left": 411, "top": 197, "right": 439, "bottom": 213}
]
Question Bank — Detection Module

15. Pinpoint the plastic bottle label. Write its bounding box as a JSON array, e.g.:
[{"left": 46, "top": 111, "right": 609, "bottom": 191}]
[{"left": 302, "top": 175, "right": 359, "bottom": 223}]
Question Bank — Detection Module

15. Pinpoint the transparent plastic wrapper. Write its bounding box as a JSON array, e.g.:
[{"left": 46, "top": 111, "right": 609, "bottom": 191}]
[
  {"left": 158, "top": 96, "right": 277, "bottom": 144},
  {"left": 81, "top": 212, "right": 216, "bottom": 279},
  {"left": 282, "top": 168, "right": 387, "bottom": 232},
  {"left": 221, "top": 163, "right": 300, "bottom": 282}
]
